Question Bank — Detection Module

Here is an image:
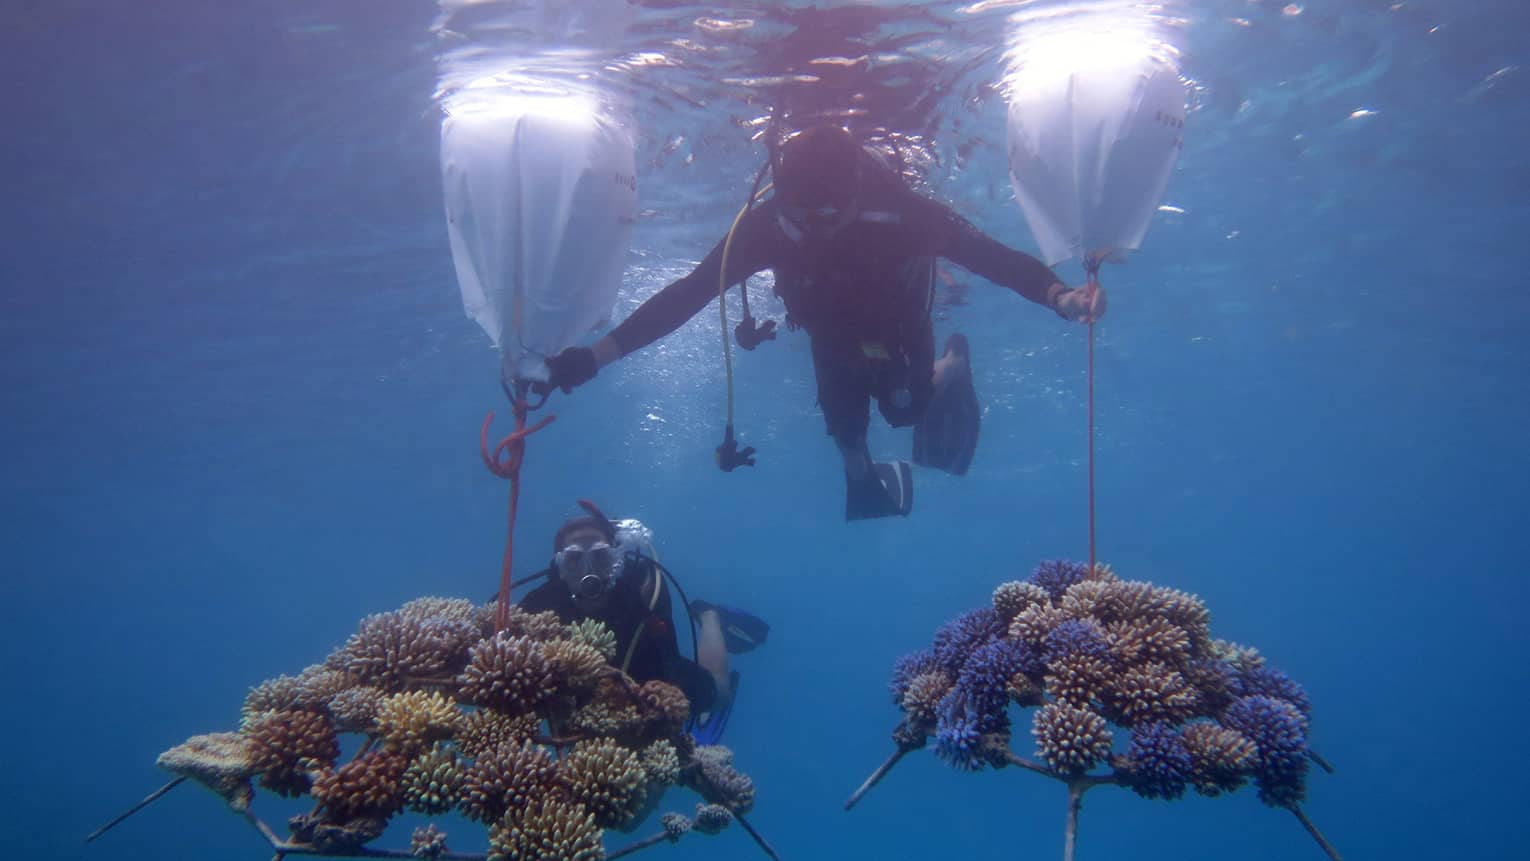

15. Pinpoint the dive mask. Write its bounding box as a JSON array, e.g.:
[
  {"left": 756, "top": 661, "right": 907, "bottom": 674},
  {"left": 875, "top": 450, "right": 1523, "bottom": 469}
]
[
  {"left": 777, "top": 200, "right": 857, "bottom": 242},
  {"left": 556, "top": 541, "right": 619, "bottom": 601}
]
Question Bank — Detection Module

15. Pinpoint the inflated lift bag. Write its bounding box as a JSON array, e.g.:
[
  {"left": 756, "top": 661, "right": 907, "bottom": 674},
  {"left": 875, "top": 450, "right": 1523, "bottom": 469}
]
[
  {"left": 1006, "top": 47, "right": 1186, "bottom": 267},
  {"left": 442, "top": 97, "right": 637, "bottom": 381}
]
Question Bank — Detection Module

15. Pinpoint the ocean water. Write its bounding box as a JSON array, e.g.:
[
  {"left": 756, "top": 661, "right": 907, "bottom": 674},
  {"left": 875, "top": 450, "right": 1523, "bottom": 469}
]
[{"left": 3, "top": 1, "right": 1527, "bottom": 860}]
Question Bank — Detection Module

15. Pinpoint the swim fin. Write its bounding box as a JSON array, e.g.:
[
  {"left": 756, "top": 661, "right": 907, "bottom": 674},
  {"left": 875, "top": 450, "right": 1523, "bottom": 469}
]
[
  {"left": 913, "top": 333, "right": 980, "bottom": 475},
  {"left": 686, "top": 670, "right": 741, "bottom": 745},
  {"left": 690, "top": 601, "right": 770, "bottom": 654},
  {"left": 846, "top": 460, "right": 914, "bottom": 521}
]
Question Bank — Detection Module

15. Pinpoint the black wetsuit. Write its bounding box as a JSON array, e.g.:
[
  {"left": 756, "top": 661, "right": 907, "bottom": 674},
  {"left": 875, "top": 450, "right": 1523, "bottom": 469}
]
[
  {"left": 519, "top": 557, "right": 717, "bottom": 713},
  {"left": 607, "top": 151, "right": 1061, "bottom": 448}
]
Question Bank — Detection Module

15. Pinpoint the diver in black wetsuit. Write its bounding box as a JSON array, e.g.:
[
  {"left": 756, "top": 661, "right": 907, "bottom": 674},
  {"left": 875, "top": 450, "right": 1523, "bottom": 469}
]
[
  {"left": 518, "top": 504, "right": 767, "bottom": 742},
  {"left": 539, "top": 125, "right": 1106, "bottom": 520}
]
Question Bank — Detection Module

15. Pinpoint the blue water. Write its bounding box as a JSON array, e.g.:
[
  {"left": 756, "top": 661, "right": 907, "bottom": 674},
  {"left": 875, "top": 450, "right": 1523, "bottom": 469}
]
[{"left": 4, "top": 1, "right": 1527, "bottom": 859}]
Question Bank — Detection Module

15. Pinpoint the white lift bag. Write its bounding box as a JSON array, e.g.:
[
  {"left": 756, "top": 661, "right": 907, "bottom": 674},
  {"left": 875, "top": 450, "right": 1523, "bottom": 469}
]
[
  {"left": 441, "top": 94, "right": 637, "bottom": 381},
  {"left": 1006, "top": 39, "right": 1187, "bottom": 267}
]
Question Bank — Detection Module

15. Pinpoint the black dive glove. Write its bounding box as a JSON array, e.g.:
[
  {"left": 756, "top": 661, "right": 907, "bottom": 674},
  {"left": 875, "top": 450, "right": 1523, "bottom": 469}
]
[
  {"left": 535, "top": 346, "right": 598, "bottom": 395},
  {"left": 734, "top": 315, "right": 777, "bottom": 350}
]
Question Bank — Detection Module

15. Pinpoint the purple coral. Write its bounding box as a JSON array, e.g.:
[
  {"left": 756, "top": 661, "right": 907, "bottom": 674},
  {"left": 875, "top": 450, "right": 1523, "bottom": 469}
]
[
  {"left": 1221, "top": 696, "right": 1309, "bottom": 808},
  {"left": 931, "top": 608, "right": 1003, "bottom": 675},
  {"left": 889, "top": 649, "right": 941, "bottom": 704},
  {"left": 1043, "top": 619, "right": 1112, "bottom": 664},
  {"left": 1029, "top": 560, "right": 1089, "bottom": 600},
  {"left": 1121, "top": 722, "right": 1192, "bottom": 800},
  {"left": 934, "top": 639, "right": 1036, "bottom": 770},
  {"left": 1230, "top": 667, "right": 1311, "bottom": 719}
]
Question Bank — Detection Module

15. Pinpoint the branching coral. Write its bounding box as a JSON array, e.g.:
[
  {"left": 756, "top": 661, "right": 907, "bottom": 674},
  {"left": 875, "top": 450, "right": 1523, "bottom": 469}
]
[
  {"left": 858, "top": 562, "right": 1338, "bottom": 861},
  {"left": 398, "top": 596, "right": 480, "bottom": 626},
  {"left": 1230, "top": 666, "right": 1311, "bottom": 720},
  {"left": 1032, "top": 701, "right": 1114, "bottom": 775},
  {"left": 993, "top": 580, "right": 1049, "bottom": 624},
  {"left": 637, "top": 679, "right": 691, "bottom": 736},
  {"left": 409, "top": 823, "right": 449, "bottom": 860},
  {"left": 455, "top": 708, "right": 540, "bottom": 761},
  {"left": 376, "top": 691, "right": 462, "bottom": 756},
  {"left": 640, "top": 739, "right": 681, "bottom": 786},
  {"left": 1118, "top": 722, "right": 1192, "bottom": 800},
  {"left": 932, "top": 607, "right": 1004, "bottom": 674},
  {"left": 401, "top": 743, "right": 463, "bottom": 815},
  {"left": 1221, "top": 695, "right": 1309, "bottom": 808},
  {"left": 567, "top": 618, "right": 618, "bottom": 661},
  {"left": 335, "top": 611, "right": 480, "bottom": 693},
  {"left": 456, "top": 632, "right": 558, "bottom": 715},
  {"left": 889, "top": 649, "right": 942, "bottom": 704},
  {"left": 325, "top": 686, "right": 386, "bottom": 734},
  {"left": 571, "top": 699, "right": 645, "bottom": 738},
  {"left": 143, "top": 592, "right": 771, "bottom": 861},
  {"left": 488, "top": 795, "right": 603, "bottom": 861},
  {"left": 544, "top": 638, "right": 609, "bottom": 689},
  {"left": 692, "top": 803, "right": 734, "bottom": 835},
  {"left": 1101, "top": 661, "right": 1200, "bottom": 728},
  {"left": 459, "top": 738, "right": 558, "bottom": 824},
  {"left": 1181, "top": 722, "right": 1256, "bottom": 797},
  {"left": 1105, "top": 616, "right": 1193, "bottom": 667},
  {"left": 499, "top": 606, "right": 568, "bottom": 642},
  {"left": 1008, "top": 602, "right": 1073, "bottom": 648},
  {"left": 685, "top": 745, "right": 756, "bottom": 814},
  {"left": 935, "top": 639, "right": 1037, "bottom": 769},
  {"left": 1030, "top": 559, "right": 1091, "bottom": 600},
  {"left": 900, "top": 670, "right": 953, "bottom": 729},
  {"left": 559, "top": 737, "right": 650, "bottom": 829},
  {"left": 310, "top": 750, "right": 409, "bottom": 820},
  {"left": 244, "top": 709, "right": 340, "bottom": 797},
  {"left": 241, "top": 675, "right": 304, "bottom": 726}
]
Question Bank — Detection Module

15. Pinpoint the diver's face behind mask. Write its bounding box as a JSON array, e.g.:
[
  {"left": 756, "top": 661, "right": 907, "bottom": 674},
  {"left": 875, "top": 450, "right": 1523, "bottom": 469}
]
[
  {"left": 773, "top": 125, "right": 862, "bottom": 243},
  {"left": 556, "top": 541, "right": 618, "bottom": 602}
]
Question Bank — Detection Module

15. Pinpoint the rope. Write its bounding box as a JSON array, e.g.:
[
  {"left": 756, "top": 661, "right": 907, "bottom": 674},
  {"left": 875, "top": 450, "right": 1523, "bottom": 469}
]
[
  {"left": 717, "top": 205, "right": 746, "bottom": 427},
  {"left": 481, "top": 381, "right": 556, "bottom": 634},
  {"left": 1083, "top": 255, "right": 1102, "bottom": 574},
  {"left": 717, "top": 168, "right": 775, "bottom": 429}
]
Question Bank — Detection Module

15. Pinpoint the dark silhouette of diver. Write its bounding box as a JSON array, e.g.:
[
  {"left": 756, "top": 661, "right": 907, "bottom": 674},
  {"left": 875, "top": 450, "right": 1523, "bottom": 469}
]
[{"left": 540, "top": 125, "right": 1105, "bottom": 520}]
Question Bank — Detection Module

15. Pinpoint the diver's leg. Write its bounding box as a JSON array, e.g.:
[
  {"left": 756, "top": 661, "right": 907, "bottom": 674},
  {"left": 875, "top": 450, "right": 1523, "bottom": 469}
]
[
  {"left": 813, "top": 338, "right": 910, "bottom": 519},
  {"left": 812, "top": 337, "right": 874, "bottom": 475},
  {"left": 914, "top": 330, "right": 979, "bottom": 475}
]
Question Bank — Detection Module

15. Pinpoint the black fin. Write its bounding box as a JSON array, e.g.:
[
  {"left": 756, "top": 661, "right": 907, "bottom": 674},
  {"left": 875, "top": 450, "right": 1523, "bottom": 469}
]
[
  {"left": 691, "top": 601, "right": 770, "bottom": 654},
  {"left": 846, "top": 460, "right": 914, "bottom": 520},
  {"left": 914, "top": 333, "right": 980, "bottom": 475}
]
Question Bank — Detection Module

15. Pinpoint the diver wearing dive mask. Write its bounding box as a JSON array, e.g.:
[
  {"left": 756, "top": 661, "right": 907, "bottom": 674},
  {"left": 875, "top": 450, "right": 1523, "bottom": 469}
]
[
  {"left": 518, "top": 501, "right": 772, "bottom": 745},
  {"left": 555, "top": 539, "right": 619, "bottom": 603}
]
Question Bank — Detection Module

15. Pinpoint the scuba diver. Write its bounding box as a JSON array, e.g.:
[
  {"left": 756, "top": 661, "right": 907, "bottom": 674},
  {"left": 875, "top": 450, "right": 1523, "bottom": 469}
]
[
  {"left": 517, "top": 501, "right": 769, "bottom": 744},
  {"left": 537, "top": 125, "right": 1105, "bottom": 520}
]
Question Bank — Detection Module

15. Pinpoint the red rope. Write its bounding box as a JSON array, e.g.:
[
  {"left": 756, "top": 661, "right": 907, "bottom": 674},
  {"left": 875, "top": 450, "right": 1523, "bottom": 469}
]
[
  {"left": 480, "top": 397, "right": 556, "bottom": 633},
  {"left": 1084, "top": 265, "right": 1101, "bottom": 575}
]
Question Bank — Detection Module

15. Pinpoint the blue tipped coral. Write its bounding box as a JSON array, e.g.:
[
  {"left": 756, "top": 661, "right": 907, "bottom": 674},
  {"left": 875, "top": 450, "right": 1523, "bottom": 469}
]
[
  {"left": 1043, "top": 619, "right": 1112, "bottom": 664},
  {"left": 1222, "top": 695, "right": 1310, "bottom": 808},
  {"left": 889, "top": 648, "right": 941, "bottom": 704},
  {"left": 1230, "top": 666, "right": 1311, "bottom": 720},
  {"left": 1029, "top": 559, "right": 1091, "bottom": 600},
  {"left": 931, "top": 607, "right": 1003, "bottom": 675},
  {"left": 934, "top": 639, "right": 1038, "bottom": 769},
  {"left": 1120, "top": 722, "right": 1192, "bottom": 800},
  {"left": 861, "top": 563, "right": 1339, "bottom": 861}
]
